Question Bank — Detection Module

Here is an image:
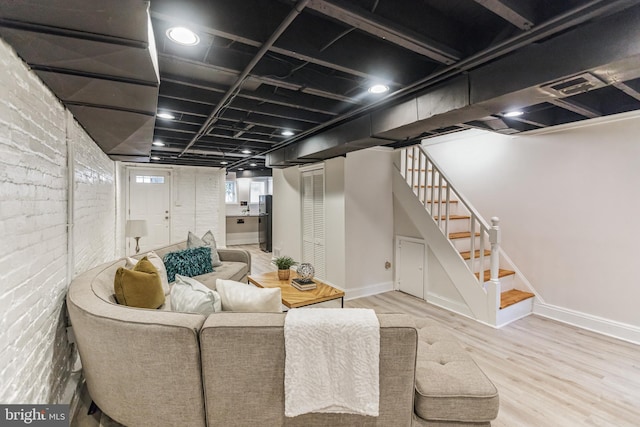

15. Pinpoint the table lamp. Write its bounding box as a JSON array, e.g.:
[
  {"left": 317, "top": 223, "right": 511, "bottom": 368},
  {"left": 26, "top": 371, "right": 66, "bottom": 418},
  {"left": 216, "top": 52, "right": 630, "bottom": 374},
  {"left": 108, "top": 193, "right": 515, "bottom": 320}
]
[{"left": 125, "top": 220, "right": 148, "bottom": 254}]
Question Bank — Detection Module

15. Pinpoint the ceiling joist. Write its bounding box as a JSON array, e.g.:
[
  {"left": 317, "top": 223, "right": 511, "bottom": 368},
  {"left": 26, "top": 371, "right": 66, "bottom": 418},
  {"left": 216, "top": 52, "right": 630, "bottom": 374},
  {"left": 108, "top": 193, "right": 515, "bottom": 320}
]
[{"left": 473, "top": 0, "right": 536, "bottom": 30}]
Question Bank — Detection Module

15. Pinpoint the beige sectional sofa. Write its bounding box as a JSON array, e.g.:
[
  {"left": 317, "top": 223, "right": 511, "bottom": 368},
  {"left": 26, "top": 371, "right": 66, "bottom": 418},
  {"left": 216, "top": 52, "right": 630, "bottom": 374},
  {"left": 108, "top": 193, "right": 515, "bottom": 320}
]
[{"left": 67, "top": 242, "right": 499, "bottom": 426}]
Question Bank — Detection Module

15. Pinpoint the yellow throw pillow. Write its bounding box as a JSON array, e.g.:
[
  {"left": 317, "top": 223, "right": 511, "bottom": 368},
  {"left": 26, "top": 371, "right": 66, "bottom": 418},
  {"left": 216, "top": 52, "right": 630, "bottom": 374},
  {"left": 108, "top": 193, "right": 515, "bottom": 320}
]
[{"left": 114, "top": 256, "right": 165, "bottom": 309}]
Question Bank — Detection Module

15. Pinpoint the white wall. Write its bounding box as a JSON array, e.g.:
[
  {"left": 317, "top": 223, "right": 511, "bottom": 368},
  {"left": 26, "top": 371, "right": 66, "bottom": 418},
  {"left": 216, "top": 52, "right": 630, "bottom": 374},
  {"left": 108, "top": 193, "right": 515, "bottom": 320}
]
[
  {"left": 325, "top": 157, "right": 346, "bottom": 289},
  {"left": 344, "top": 148, "right": 395, "bottom": 297},
  {"left": 272, "top": 148, "right": 394, "bottom": 298},
  {"left": 272, "top": 167, "right": 302, "bottom": 260},
  {"left": 424, "top": 114, "right": 640, "bottom": 331},
  {"left": 0, "top": 38, "right": 117, "bottom": 403}
]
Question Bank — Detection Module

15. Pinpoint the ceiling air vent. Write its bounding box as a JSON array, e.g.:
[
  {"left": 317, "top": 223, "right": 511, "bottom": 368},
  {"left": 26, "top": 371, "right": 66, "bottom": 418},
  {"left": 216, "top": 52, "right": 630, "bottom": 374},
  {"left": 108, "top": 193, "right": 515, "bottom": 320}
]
[{"left": 541, "top": 73, "right": 607, "bottom": 97}]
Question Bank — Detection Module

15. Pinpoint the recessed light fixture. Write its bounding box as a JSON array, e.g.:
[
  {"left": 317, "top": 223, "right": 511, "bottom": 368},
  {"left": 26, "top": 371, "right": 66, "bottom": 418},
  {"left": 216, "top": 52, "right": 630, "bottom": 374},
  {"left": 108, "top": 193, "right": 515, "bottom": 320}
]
[
  {"left": 150, "top": 156, "right": 161, "bottom": 161},
  {"left": 368, "top": 84, "right": 389, "bottom": 94},
  {"left": 241, "top": 149, "right": 252, "bottom": 154},
  {"left": 220, "top": 161, "right": 229, "bottom": 165},
  {"left": 166, "top": 27, "right": 200, "bottom": 46},
  {"left": 281, "top": 130, "right": 294, "bottom": 136},
  {"left": 238, "top": 168, "right": 244, "bottom": 171},
  {"left": 152, "top": 141, "right": 165, "bottom": 147},
  {"left": 504, "top": 110, "right": 524, "bottom": 117},
  {"left": 157, "top": 112, "right": 175, "bottom": 120},
  {"left": 250, "top": 163, "right": 257, "bottom": 167}
]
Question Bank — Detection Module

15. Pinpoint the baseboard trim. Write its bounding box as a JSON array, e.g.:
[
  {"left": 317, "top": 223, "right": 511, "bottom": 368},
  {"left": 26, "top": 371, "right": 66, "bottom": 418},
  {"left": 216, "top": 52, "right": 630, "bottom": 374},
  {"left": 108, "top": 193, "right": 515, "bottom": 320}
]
[
  {"left": 533, "top": 302, "right": 640, "bottom": 345},
  {"left": 345, "top": 281, "right": 393, "bottom": 301},
  {"left": 426, "top": 292, "right": 474, "bottom": 318}
]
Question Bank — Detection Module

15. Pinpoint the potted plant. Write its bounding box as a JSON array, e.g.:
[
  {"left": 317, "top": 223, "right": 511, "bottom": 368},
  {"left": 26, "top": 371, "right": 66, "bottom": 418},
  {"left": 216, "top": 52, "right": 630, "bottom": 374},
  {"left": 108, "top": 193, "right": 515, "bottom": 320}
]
[{"left": 273, "top": 256, "right": 297, "bottom": 280}]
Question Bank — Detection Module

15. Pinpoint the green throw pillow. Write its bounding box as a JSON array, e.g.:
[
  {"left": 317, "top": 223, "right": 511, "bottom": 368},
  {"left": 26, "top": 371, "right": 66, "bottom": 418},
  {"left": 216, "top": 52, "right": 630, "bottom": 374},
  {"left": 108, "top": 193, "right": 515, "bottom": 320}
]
[
  {"left": 114, "top": 256, "right": 165, "bottom": 309},
  {"left": 163, "top": 246, "right": 214, "bottom": 282}
]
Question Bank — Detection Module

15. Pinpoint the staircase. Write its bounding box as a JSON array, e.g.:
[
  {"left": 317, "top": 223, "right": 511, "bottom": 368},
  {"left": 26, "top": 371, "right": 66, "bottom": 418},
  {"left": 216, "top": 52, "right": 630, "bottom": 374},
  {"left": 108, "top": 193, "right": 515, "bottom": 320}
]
[{"left": 394, "top": 145, "right": 535, "bottom": 327}]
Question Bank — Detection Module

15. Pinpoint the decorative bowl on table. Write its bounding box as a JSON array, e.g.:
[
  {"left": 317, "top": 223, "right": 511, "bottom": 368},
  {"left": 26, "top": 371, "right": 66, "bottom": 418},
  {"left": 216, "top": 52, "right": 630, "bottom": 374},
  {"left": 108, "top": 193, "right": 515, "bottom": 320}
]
[{"left": 297, "top": 263, "right": 315, "bottom": 283}]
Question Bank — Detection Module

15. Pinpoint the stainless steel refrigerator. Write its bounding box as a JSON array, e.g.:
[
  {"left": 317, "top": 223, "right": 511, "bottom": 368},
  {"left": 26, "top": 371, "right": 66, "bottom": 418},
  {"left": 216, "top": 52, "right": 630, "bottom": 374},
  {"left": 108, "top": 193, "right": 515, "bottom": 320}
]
[{"left": 258, "top": 195, "right": 272, "bottom": 252}]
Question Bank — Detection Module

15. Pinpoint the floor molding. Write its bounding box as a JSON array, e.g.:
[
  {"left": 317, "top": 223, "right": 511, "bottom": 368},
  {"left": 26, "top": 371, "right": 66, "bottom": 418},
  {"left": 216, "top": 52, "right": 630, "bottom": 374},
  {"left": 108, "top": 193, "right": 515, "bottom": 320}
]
[
  {"left": 533, "top": 301, "right": 640, "bottom": 345},
  {"left": 345, "top": 281, "right": 393, "bottom": 301}
]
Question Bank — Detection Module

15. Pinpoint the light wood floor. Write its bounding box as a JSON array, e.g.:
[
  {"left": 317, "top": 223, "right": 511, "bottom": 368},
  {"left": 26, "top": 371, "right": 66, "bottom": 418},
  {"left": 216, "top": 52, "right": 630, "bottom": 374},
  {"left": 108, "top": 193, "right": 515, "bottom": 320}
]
[{"left": 72, "top": 245, "right": 640, "bottom": 426}]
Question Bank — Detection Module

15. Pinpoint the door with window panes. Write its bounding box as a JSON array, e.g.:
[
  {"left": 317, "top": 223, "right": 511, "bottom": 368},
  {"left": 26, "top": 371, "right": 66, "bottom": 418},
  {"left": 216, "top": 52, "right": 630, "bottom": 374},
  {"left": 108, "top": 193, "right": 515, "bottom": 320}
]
[
  {"left": 301, "top": 168, "right": 325, "bottom": 280},
  {"left": 128, "top": 169, "right": 171, "bottom": 254}
]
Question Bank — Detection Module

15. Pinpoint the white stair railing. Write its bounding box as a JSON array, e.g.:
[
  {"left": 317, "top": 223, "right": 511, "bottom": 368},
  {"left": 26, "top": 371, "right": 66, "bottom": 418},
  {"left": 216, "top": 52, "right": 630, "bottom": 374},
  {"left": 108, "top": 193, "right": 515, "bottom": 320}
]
[{"left": 400, "top": 145, "right": 501, "bottom": 290}]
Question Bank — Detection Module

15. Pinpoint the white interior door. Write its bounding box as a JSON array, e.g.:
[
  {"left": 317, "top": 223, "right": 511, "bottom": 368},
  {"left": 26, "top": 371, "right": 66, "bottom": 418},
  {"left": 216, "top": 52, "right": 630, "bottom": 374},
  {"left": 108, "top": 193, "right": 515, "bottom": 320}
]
[
  {"left": 128, "top": 169, "right": 171, "bottom": 254},
  {"left": 397, "top": 238, "right": 425, "bottom": 299}
]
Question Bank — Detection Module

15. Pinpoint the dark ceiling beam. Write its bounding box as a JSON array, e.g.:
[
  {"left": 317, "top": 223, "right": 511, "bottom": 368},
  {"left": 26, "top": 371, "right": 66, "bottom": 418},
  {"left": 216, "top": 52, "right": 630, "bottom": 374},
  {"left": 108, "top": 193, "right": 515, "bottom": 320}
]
[
  {"left": 612, "top": 81, "right": 640, "bottom": 101},
  {"left": 473, "top": 0, "right": 535, "bottom": 30},
  {"left": 161, "top": 76, "right": 340, "bottom": 116},
  {"left": 157, "top": 53, "right": 359, "bottom": 105},
  {"left": 233, "top": 0, "right": 638, "bottom": 169},
  {"left": 152, "top": 146, "right": 266, "bottom": 159},
  {"left": 150, "top": 11, "right": 396, "bottom": 84},
  {"left": 306, "top": 0, "right": 460, "bottom": 65},
  {"left": 548, "top": 98, "right": 601, "bottom": 118}
]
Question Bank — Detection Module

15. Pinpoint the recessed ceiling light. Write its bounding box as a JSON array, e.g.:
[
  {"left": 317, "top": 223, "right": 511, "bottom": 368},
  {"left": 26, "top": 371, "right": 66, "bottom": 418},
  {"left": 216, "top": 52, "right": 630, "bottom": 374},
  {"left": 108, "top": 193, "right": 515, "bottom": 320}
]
[
  {"left": 150, "top": 156, "right": 161, "bottom": 161},
  {"left": 152, "top": 141, "right": 165, "bottom": 147},
  {"left": 241, "top": 149, "right": 252, "bottom": 154},
  {"left": 157, "top": 112, "right": 175, "bottom": 120},
  {"left": 250, "top": 163, "right": 257, "bottom": 167},
  {"left": 220, "top": 161, "right": 229, "bottom": 165},
  {"left": 368, "top": 84, "right": 389, "bottom": 94},
  {"left": 166, "top": 27, "right": 200, "bottom": 46},
  {"left": 281, "top": 130, "right": 294, "bottom": 136},
  {"left": 504, "top": 110, "right": 524, "bottom": 117}
]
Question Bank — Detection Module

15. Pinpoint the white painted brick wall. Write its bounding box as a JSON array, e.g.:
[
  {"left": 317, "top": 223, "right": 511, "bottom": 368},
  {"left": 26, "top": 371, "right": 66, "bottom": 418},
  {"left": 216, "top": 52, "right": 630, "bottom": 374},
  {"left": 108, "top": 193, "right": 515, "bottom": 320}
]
[
  {"left": 0, "top": 38, "right": 116, "bottom": 404},
  {"left": 70, "top": 118, "right": 116, "bottom": 274},
  {"left": 124, "top": 165, "right": 225, "bottom": 247}
]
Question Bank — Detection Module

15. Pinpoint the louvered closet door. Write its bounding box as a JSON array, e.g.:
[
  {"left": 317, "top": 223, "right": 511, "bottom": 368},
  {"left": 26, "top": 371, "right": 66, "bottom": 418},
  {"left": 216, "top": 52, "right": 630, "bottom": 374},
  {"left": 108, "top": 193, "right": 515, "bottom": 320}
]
[{"left": 301, "top": 169, "right": 326, "bottom": 280}]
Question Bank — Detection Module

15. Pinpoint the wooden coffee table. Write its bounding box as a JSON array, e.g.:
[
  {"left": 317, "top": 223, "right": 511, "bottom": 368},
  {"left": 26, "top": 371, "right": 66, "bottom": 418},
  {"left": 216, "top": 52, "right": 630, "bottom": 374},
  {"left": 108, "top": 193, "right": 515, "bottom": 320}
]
[{"left": 248, "top": 271, "right": 345, "bottom": 309}]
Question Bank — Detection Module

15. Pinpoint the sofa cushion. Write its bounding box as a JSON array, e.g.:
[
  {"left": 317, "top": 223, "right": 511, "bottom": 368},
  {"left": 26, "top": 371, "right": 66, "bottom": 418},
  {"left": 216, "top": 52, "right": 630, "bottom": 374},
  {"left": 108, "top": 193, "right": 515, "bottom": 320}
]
[
  {"left": 163, "top": 246, "right": 213, "bottom": 282},
  {"left": 187, "top": 230, "right": 223, "bottom": 267},
  {"left": 126, "top": 251, "right": 170, "bottom": 295},
  {"left": 216, "top": 279, "right": 282, "bottom": 312},
  {"left": 194, "top": 262, "right": 249, "bottom": 289},
  {"left": 113, "top": 257, "right": 165, "bottom": 309},
  {"left": 171, "top": 274, "right": 222, "bottom": 315},
  {"left": 413, "top": 323, "right": 499, "bottom": 423}
]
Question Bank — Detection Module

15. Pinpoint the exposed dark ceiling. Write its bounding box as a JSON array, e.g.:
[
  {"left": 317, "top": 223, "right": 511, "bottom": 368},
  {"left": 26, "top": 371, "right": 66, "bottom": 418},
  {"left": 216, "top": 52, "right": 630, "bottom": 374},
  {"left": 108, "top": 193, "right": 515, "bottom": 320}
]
[{"left": 2, "top": 0, "right": 640, "bottom": 174}]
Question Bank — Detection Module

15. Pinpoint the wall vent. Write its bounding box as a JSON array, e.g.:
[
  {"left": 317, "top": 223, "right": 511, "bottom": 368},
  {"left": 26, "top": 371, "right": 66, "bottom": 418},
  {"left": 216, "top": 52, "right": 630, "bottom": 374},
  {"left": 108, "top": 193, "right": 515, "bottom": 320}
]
[{"left": 541, "top": 73, "right": 606, "bottom": 97}]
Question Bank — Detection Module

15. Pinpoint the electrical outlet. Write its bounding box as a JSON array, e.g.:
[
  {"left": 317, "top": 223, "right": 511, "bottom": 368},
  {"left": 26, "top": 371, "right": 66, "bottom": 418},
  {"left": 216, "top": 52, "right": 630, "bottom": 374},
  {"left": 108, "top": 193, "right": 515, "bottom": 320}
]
[
  {"left": 385, "top": 261, "right": 391, "bottom": 270},
  {"left": 274, "top": 248, "right": 281, "bottom": 257}
]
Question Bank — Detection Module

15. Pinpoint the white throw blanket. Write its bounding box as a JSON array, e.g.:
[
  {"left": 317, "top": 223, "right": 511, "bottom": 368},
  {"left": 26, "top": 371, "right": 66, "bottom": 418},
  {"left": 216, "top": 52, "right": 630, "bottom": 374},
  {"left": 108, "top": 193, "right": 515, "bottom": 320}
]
[{"left": 284, "top": 308, "right": 380, "bottom": 417}]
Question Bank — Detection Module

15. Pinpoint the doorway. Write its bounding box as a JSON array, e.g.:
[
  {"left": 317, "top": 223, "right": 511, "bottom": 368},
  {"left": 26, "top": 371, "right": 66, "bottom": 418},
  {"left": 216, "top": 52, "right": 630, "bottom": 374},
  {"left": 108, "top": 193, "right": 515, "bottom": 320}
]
[
  {"left": 127, "top": 168, "right": 172, "bottom": 255},
  {"left": 395, "top": 236, "right": 426, "bottom": 299}
]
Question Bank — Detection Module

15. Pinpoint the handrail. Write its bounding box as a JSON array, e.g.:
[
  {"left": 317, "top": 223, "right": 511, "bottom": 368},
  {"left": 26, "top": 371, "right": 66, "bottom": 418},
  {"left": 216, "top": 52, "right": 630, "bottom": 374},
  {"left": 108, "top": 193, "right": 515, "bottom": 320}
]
[{"left": 400, "top": 145, "right": 501, "bottom": 288}]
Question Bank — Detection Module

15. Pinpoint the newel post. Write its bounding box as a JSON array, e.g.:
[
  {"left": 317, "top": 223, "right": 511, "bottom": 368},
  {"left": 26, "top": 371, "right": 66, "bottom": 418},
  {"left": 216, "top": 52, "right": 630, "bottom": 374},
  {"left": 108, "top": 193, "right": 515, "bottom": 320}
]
[{"left": 489, "top": 217, "right": 501, "bottom": 285}]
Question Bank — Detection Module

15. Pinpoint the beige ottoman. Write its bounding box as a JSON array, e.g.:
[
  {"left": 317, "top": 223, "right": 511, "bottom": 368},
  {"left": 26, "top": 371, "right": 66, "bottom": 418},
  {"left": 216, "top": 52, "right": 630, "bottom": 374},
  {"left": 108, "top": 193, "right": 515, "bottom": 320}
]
[{"left": 412, "top": 318, "right": 499, "bottom": 426}]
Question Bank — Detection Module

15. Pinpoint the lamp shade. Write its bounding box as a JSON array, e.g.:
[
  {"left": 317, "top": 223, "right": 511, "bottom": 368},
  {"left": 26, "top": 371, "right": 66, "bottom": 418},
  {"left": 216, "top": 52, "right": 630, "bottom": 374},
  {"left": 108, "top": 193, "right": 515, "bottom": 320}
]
[{"left": 125, "top": 220, "right": 148, "bottom": 238}]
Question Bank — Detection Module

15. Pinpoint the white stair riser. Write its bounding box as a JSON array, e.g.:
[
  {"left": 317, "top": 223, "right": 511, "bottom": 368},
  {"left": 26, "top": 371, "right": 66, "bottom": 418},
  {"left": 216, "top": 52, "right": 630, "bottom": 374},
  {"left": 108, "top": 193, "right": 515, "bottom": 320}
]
[
  {"left": 481, "top": 273, "right": 515, "bottom": 291},
  {"left": 496, "top": 296, "right": 534, "bottom": 327},
  {"left": 438, "top": 219, "right": 470, "bottom": 234},
  {"left": 464, "top": 256, "right": 492, "bottom": 273},
  {"left": 451, "top": 236, "right": 486, "bottom": 252}
]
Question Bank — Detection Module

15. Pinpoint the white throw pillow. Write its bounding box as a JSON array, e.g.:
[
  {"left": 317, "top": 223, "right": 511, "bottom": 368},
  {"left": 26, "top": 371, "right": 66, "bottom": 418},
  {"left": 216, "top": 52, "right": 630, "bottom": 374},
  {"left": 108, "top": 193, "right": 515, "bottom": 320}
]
[
  {"left": 126, "top": 251, "right": 170, "bottom": 295},
  {"left": 216, "top": 279, "right": 282, "bottom": 312},
  {"left": 171, "top": 275, "right": 222, "bottom": 315},
  {"left": 187, "top": 230, "right": 223, "bottom": 267}
]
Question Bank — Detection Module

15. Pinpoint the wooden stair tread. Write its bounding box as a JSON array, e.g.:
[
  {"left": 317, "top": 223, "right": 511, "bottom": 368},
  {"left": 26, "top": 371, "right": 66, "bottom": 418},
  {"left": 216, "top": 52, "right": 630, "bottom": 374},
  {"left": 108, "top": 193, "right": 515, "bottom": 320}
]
[
  {"left": 500, "top": 289, "right": 535, "bottom": 309},
  {"left": 460, "top": 249, "right": 490, "bottom": 260},
  {"left": 474, "top": 268, "right": 515, "bottom": 282},
  {"left": 449, "top": 231, "right": 480, "bottom": 239},
  {"left": 434, "top": 214, "right": 470, "bottom": 220}
]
